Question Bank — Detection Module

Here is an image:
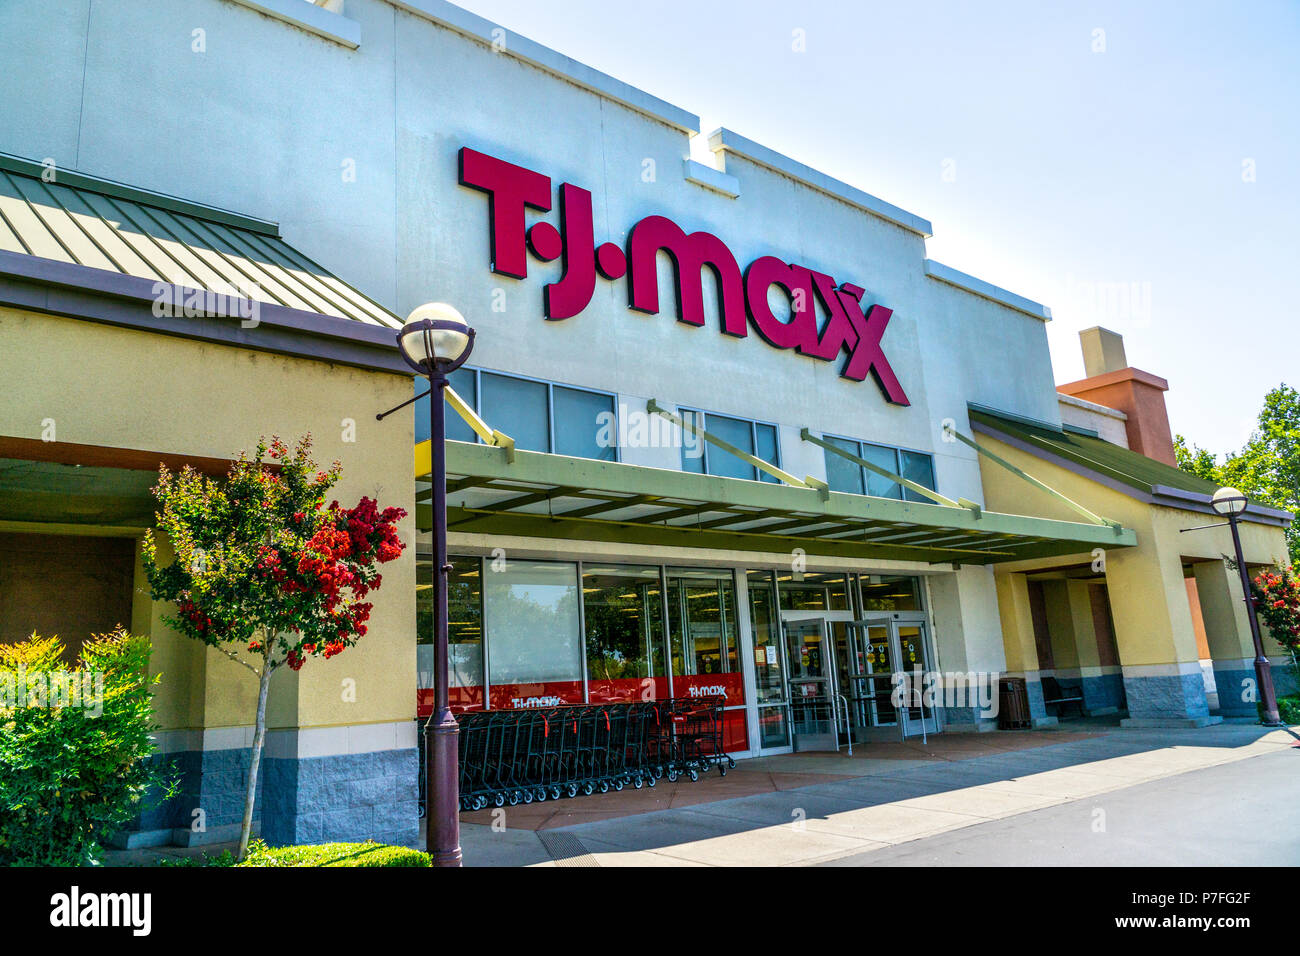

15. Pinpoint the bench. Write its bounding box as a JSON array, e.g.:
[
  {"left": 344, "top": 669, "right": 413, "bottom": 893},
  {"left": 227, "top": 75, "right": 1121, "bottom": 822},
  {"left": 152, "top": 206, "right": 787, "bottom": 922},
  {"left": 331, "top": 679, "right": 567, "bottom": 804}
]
[{"left": 1040, "top": 676, "right": 1085, "bottom": 719}]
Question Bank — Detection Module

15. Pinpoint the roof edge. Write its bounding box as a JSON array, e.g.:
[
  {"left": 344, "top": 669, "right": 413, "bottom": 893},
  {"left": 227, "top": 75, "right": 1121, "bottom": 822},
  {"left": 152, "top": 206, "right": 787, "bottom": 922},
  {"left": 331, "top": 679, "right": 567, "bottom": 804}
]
[
  {"left": 388, "top": 0, "right": 700, "bottom": 134},
  {"left": 0, "top": 251, "right": 409, "bottom": 374},
  {"left": 969, "top": 410, "right": 1292, "bottom": 529},
  {"left": 1058, "top": 366, "right": 1169, "bottom": 394},
  {"left": 925, "top": 260, "right": 1052, "bottom": 321},
  {"left": 967, "top": 401, "right": 1064, "bottom": 435},
  {"left": 707, "top": 128, "right": 933, "bottom": 237}
]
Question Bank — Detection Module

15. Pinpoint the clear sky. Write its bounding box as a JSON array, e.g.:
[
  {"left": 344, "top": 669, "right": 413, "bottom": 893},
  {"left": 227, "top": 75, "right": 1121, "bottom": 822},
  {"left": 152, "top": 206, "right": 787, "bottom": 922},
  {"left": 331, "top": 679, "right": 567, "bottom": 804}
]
[{"left": 454, "top": 0, "right": 1298, "bottom": 454}]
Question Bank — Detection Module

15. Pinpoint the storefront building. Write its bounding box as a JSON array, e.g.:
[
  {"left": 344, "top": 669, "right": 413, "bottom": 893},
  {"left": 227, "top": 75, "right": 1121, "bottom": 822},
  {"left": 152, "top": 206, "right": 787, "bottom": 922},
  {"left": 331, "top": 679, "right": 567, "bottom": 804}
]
[{"left": 0, "top": 0, "right": 1289, "bottom": 847}]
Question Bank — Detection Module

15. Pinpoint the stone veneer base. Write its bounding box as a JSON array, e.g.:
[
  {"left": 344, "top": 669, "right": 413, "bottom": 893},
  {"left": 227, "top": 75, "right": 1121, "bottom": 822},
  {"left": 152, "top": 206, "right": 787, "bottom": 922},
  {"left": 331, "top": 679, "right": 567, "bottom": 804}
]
[
  {"left": 116, "top": 744, "right": 418, "bottom": 849},
  {"left": 262, "top": 747, "right": 419, "bottom": 848},
  {"left": 1122, "top": 671, "right": 1211, "bottom": 721},
  {"left": 1211, "top": 666, "right": 1258, "bottom": 717}
]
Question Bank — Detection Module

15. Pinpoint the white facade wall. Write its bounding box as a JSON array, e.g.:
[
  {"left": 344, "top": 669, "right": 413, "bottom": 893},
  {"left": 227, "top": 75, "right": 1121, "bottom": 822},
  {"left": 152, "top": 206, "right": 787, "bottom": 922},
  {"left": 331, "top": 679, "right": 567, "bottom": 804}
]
[
  {"left": 0, "top": 0, "right": 1056, "bottom": 504},
  {"left": 1, "top": 0, "right": 1067, "bottom": 739},
  {"left": 1058, "top": 394, "right": 1130, "bottom": 448}
]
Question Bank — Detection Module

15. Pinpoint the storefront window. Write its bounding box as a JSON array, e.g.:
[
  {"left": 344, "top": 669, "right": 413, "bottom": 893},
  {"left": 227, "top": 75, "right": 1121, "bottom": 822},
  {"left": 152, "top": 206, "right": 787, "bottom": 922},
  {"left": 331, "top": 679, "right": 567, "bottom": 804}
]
[
  {"left": 900, "top": 451, "right": 936, "bottom": 503},
  {"left": 582, "top": 564, "right": 667, "bottom": 701},
  {"left": 824, "top": 436, "right": 864, "bottom": 495},
  {"left": 821, "top": 436, "right": 937, "bottom": 501},
  {"left": 860, "top": 574, "right": 923, "bottom": 611},
  {"left": 861, "top": 442, "right": 904, "bottom": 499},
  {"left": 754, "top": 424, "right": 779, "bottom": 483},
  {"left": 774, "top": 570, "right": 850, "bottom": 611},
  {"left": 679, "top": 409, "right": 706, "bottom": 474},
  {"left": 417, "top": 555, "right": 483, "bottom": 710},
  {"left": 666, "top": 568, "right": 740, "bottom": 676},
  {"left": 746, "top": 571, "right": 783, "bottom": 702},
  {"left": 677, "top": 408, "right": 780, "bottom": 482},
  {"left": 485, "top": 559, "right": 583, "bottom": 706},
  {"left": 666, "top": 567, "right": 746, "bottom": 752},
  {"left": 553, "top": 385, "right": 616, "bottom": 461},
  {"left": 480, "top": 372, "right": 550, "bottom": 452},
  {"left": 414, "top": 367, "right": 477, "bottom": 445}
]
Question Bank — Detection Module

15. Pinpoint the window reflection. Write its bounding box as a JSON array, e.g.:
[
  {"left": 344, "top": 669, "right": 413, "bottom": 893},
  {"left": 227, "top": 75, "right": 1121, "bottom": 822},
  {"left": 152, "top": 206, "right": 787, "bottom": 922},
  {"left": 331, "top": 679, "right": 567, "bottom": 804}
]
[
  {"left": 582, "top": 564, "right": 666, "bottom": 701},
  {"left": 417, "top": 555, "right": 482, "bottom": 708},
  {"left": 860, "top": 575, "right": 922, "bottom": 611},
  {"left": 773, "top": 571, "right": 850, "bottom": 611},
  {"left": 666, "top": 568, "right": 740, "bottom": 676},
  {"left": 485, "top": 559, "right": 582, "bottom": 686}
]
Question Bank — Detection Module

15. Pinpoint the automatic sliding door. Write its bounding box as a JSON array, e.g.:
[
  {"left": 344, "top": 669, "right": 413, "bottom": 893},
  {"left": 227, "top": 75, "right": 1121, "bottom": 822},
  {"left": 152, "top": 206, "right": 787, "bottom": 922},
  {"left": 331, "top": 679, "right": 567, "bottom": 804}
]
[
  {"left": 746, "top": 571, "right": 789, "bottom": 749},
  {"left": 784, "top": 618, "right": 836, "bottom": 751},
  {"left": 896, "top": 623, "right": 935, "bottom": 737}
]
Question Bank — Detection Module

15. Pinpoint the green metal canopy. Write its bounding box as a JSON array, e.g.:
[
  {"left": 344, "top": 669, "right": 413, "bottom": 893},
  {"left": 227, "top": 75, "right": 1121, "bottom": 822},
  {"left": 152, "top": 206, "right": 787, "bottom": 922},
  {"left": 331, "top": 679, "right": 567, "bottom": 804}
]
[
  {"left": 0, "top": 152, "right": 399, "bottom": 327},
  {"left": 415, "top": 439, "right": 1136, "bottom": 566},
  {"left": 968, "top": 404, "right": 1293, "bottom": 527}
]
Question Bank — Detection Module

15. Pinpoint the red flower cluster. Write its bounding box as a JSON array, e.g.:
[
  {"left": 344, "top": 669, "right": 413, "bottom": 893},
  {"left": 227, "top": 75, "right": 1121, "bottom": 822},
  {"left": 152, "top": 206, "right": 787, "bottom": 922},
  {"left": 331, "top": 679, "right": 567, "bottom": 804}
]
[
  {"left": 177, "top": 599, "right": 214, "bottom": 635},
  {"left": 340, "top": 497, "right": 407, "bottom": 564},
  {"left": 269, "top": 497, "right": 406, "bottom": 669},
  {"left": 1252, "top": 566, "right": 1300, "bottom": 647},
  {"left": 297, "top": 525, "right": 358, "bottom": 610}
]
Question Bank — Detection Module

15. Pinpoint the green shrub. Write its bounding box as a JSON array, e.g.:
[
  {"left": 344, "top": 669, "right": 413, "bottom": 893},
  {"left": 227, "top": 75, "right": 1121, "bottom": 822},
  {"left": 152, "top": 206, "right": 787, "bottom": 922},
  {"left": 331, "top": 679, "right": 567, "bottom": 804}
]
[
  {"left": 0, "top": 630, "right": 175, "bottom": 866},
  {"left": 1278, "top": 695, "right": 1300, "bottom": 727},
  {"left": 162, "top": 840, "right": 430, "bottom": 867}
]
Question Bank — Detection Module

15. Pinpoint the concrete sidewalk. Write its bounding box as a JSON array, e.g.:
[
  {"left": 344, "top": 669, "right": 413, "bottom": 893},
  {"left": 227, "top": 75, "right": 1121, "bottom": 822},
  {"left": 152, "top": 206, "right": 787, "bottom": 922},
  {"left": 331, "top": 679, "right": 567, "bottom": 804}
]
[{"left": 460, "top": 722, "right": 1299, "bottom": 867}]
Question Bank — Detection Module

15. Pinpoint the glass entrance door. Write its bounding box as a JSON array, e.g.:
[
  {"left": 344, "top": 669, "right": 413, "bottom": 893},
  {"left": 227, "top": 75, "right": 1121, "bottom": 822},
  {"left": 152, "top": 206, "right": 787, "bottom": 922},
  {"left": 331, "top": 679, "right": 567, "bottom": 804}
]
[
  {"left": 836, "top": 618, "right": 937, "bottom": 741},
  {"left": 846, "top": 619, "right": 900, "bottom": 738},
  {"left": 784, "top": 618, "right": 837, "bottom": 751},
  {"left": 895, "top": 623, "right": 935, "bottom": 738}
]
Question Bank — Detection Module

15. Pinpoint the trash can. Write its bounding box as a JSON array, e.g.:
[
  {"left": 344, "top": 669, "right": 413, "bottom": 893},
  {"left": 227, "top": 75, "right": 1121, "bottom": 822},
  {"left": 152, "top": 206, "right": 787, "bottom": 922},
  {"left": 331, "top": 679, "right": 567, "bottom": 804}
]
[{"left": 998, "top": 677, "right": 1032, "bottom": 730}]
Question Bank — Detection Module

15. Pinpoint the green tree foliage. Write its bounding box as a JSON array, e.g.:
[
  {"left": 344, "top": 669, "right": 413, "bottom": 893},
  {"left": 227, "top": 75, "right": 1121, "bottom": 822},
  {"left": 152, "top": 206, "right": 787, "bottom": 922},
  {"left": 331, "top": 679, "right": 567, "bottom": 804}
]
[
  {"left": 0, "top": 630, "right": 176, "bottom": 866},
  {"left": 1175, "top": 383, "right": 1300, "bottom": 563}
]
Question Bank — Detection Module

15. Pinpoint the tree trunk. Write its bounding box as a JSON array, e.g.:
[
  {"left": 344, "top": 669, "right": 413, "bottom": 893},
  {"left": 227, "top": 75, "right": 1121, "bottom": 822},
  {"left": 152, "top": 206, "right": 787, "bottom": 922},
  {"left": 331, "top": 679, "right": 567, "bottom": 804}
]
[{"left": 237, "top": 662, "right": 273, "bottom": 861}]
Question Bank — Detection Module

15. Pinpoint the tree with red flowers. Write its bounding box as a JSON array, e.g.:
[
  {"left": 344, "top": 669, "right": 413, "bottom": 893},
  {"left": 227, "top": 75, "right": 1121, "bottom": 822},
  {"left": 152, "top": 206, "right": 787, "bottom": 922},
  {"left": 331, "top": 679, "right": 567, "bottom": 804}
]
[
  {"left": 142, "top": 435, "right": 406, "bottom": 860},
  {"left": 1252, "top": 564, "right": 1300, "bottom": 689}
]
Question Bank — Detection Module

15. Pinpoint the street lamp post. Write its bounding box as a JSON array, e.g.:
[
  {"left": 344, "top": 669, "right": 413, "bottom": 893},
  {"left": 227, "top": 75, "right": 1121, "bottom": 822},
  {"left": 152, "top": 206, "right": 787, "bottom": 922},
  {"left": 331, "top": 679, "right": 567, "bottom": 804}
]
[
  {"left": 1211, "top": 487, "right": 1282, "bottom": 727},
  {"left": 396, "top": 302, "right": 476, "bottom": 866}
]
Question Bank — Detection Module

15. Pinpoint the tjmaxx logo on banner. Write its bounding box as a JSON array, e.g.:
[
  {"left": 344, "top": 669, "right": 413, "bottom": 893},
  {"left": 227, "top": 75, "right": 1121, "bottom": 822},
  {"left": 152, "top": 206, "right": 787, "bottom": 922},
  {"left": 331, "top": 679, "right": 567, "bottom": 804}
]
[{"left": 459, "top": 146, "right": 910, "bottom": 406}]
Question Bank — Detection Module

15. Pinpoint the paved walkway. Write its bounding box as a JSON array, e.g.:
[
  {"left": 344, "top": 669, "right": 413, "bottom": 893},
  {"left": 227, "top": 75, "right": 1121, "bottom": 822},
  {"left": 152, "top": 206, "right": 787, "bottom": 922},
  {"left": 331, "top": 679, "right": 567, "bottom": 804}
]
[
  {"left": 460, "top": 722, "right": 1299, "bottom": 867},
  {"left": 102, "top": 721, "right": 1296, "bottom": 867},
  {"left": 820, "top": 747, "right": 1300, "bottom": 866},
  {"left": 459, "top": 727, "right": 1102, "bottom": 833}
]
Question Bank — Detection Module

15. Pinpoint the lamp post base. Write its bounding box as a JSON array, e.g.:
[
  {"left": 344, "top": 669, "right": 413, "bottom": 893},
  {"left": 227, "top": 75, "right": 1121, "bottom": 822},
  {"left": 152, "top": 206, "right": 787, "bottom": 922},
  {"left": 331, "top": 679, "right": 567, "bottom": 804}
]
[
  {"left": 426, "top": 706, "right": 462, "bottom": 867},
  {"left": 1254, "top": 657, "right": 1283, "bottom": 727}
]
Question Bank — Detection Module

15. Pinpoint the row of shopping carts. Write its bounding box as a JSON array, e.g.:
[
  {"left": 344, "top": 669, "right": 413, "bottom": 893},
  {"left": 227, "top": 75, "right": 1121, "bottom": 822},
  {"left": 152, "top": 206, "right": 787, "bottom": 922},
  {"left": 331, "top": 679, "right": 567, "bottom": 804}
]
[{"left": 418, "top": 697, "right": 736, "bottom": 812}]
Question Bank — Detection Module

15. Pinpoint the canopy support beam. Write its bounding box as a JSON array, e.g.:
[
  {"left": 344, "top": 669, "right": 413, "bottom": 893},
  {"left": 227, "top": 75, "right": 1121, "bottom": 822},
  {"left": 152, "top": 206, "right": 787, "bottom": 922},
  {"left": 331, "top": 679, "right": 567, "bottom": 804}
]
[
  {"left": 943, "top": 422, "right": 1123, "bottom": 532},
  {"left": 648, "top": 399, "right": 823, "bottom": 493},
  {"left": 800, "top": 427, "right": 977, "bottom": 513}
]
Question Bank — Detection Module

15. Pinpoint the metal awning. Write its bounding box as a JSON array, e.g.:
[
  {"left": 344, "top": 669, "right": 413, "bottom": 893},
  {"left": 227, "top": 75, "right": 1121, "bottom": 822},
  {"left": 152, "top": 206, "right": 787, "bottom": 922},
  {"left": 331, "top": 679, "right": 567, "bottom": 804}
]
[
  {"left": 416, "top": 440, "right": 1136, "bottom": 566},
  {"left": 0, "top": 151, "right": 399, "bottom": 327}
]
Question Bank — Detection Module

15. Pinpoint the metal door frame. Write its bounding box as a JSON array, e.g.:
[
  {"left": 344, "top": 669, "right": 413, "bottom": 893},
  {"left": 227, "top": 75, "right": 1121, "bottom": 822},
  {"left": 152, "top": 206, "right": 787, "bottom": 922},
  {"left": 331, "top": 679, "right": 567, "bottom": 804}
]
[
  {"left": 892, "top": 620, "right": 937, "bottom": 739},
  {"left": 780, "top": 610, "right": 854, "bottom": 751}
]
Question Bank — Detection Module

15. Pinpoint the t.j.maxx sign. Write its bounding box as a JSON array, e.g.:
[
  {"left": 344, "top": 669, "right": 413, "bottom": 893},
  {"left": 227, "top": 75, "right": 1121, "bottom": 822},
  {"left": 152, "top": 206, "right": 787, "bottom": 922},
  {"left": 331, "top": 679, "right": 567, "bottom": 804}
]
[{"left": 459, "top": 146, "right": 909, "bottom": 406}]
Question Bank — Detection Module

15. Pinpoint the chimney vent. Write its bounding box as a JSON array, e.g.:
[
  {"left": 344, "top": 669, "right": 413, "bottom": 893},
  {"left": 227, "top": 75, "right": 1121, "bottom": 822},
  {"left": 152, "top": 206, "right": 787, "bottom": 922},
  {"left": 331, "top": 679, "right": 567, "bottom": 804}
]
[{"left": 1080, "top": 326, "right": 1128, "bottom": 377}]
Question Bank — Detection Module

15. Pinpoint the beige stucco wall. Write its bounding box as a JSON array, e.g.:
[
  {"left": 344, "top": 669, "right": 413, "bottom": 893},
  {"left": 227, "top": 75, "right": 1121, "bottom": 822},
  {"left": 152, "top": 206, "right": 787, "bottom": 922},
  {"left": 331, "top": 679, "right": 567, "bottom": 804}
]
[
  {"left": 976, "top": 431, "right": 1290, "bottom": 669},
  {"left": 0, "top": 304, "right": 416, "bottom": 735}
]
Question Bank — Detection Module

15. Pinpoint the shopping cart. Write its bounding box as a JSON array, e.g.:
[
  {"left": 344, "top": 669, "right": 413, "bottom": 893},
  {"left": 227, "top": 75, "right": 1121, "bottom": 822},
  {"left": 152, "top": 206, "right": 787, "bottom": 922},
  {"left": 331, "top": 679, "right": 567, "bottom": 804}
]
[
  {"left": 441, "top": 697, "right": 730, "bottom": 811},
  {"left": 661, "top": 696, "right": 736, "bottom": 782}
]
